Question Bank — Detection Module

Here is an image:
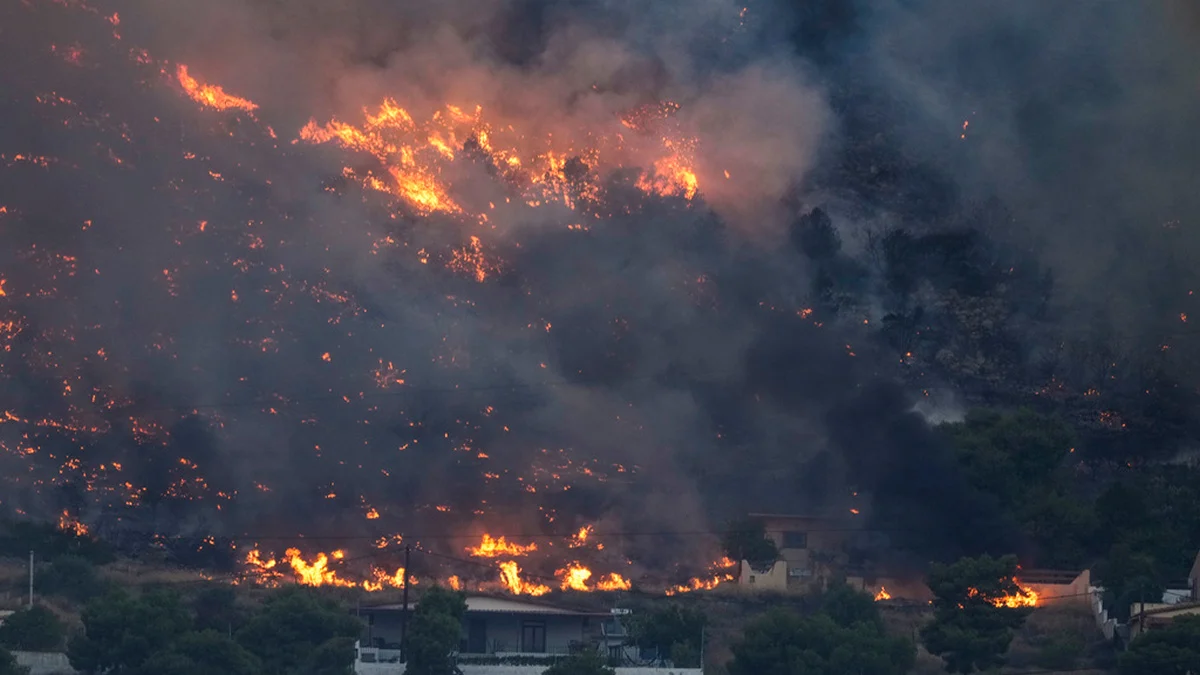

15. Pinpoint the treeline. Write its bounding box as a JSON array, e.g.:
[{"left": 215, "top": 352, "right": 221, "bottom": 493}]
[{"left": 0, "top": 585, "right": 361, "bottom": 675}]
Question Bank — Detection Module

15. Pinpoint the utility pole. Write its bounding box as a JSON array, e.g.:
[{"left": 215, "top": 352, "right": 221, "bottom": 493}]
[
  {"left": 400, "top": 545, "right": 411, "bottom": 663},
  {"left": 27, "top": 550, "right": 34, "bottom": 608}
]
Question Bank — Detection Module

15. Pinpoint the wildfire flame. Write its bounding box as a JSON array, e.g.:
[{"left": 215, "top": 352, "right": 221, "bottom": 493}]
[
  {"left": 175, "top": 65, "right": 258, "bottom": 112},
  {"left": 57, "top": 510, "right": 89, "bottom": 537},
  {"left": 966, "top": 578, "right": 1039, "bottom": 608},
  {"left": 665, "top": 557, "right": 737, "bottom": 596},
  {"left": 466, "top": 533, "right": 538, "bottom": 558},
  {"left": 242, "top": 548, "right": 412, "bottom": 591},
  {"left": 498, "top": 561, "right": 551, "bottom": 596},
  {"left": 874, "top": 586, "right": 892, "bottom": 601}
]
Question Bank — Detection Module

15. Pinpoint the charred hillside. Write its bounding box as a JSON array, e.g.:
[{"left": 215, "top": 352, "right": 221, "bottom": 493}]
[{"left": 0, "top": 0, "right": 1197, "bottom": 592}]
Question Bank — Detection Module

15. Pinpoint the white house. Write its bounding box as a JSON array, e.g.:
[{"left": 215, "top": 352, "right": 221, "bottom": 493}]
[{"left": 354, "top": 595, "right": 701, "bottom": 675}]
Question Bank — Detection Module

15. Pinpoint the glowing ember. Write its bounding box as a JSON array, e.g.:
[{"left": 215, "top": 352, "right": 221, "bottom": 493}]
[
  {"left": 466, "top": 534, "right": 538, "bottom": 558},
  {"left": 175, "top": 65, "right": 258, "bottom": 112},
  {"left": 57, "top": 510, "right": 89, "bottom": 537}
]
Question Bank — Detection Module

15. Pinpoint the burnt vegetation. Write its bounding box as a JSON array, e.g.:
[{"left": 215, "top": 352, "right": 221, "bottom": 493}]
[{"left": 0, "top": 0, "right": 1197, "bottom": 642}]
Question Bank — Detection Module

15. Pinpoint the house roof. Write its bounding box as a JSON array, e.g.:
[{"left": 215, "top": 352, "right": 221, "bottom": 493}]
[
  {"left": 1131, "top": 601, "right": 1200, "bottom": 621},
  {"left": 747, "top": 513, "right": 845, "bottom": 523},
  {"left": 364, "top": 595, "right": 610, "bottom": 617}
]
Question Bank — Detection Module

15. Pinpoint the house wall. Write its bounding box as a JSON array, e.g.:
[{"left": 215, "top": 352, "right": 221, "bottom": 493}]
[
  {"left": 356, "top": 664, "right": 702, "bottom": 675},
  {"left": 748, "top": 516, "right": 849, "bottom": 592},
  {"left": 362, "top": 612, "right": 591, "bottom": 655},
  {"left": 736, "top": 559, "right": 788, "bottom": 592},
  {"left": 472, "top": 614, "right": 591, "bottom": 655},
  {"left": 1023, "top": 570, "right": 1091, "bottom": 607}
]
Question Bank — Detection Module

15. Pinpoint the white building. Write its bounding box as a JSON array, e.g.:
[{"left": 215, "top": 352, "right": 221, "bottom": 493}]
[{"left": 354, "top": 595, "right": 701, "bottom": 675}]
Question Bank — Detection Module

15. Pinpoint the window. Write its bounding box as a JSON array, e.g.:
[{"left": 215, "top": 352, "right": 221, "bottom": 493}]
[
  {"left": 782, "top": 531, "right": 808, "bottom": 549},
  {"left": 521, "top": 621, "right": 547, "bottom": 653}
]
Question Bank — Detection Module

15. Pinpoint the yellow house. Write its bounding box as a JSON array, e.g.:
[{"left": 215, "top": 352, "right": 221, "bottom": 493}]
[{"left": 736, "top": 513, "right": 851, "bottom": 593}]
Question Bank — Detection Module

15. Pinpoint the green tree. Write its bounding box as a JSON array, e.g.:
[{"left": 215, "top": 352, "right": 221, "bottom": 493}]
[
  {"left": 1096, "top": 543, "right": 1167, "bottom": 621},
  {"left": 0, "top": 519, "right": 114, "bottom": 564},
  {"left": 406, "top": 586, "right": 467, "bottom": 675},
  {"left": 818, "top": 583, "right": 884, "bottom": 632},
  {"left": 720, "top": 518, "right": 779, "bottom": 570},
  {"left": 235, "top": 588, "right": 362, "bottom": 675},
  {"left": 192, "top": 585, "right": 248, "bottom": 634},
  {"left": 300, "top": 636, "right": 356, "bottom": 675},
  {"left": 624, "top": 604, "right": 705, "bottom": 666},
  {"left": 543, "top": 650, "right": 615, "bottom": 675},
  {"left": 728, "top": 609, "right": 914, "bottom": 675},
  {"left": 0, "top": 647, "right": 28, "bottom": 675},
  {"left": 139, "top": 630, "right": 262, "bottom": 675},
  {"left": 36, "top": 555, "right": 108, "bottom": 603},
  {"left": 1118, "top": 615, "right": 1200, "bottom": 675},
  {"left": 941, "top": 409, "right": 1088, "bottom": 566},
  {"left": 68, "top": 590, "right": 192, "bottom": 675},
  {"left": 920, "top": 554, "right": 1033, "bottom": 673},
  {"left": 0, "top": 605, "right": 64, "bottom": 651}
]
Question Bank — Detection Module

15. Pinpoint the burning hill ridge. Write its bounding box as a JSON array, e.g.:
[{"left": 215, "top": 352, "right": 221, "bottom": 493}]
[{"left": 0, "top": 0, "right": 777, "bottom": 596}]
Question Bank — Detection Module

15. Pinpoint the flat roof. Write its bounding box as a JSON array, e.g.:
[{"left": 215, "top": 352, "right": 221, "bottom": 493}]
[
  {"left": 364, "top": 595, "right": 610, "bottom": 617},
  {"left": 747, "top": 513, "right": 844, "bottom": 521}
]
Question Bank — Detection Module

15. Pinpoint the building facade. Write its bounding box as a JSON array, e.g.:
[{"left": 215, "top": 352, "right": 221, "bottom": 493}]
[{"left": 736, "top": 513, "right": 851, "bottom": 593}]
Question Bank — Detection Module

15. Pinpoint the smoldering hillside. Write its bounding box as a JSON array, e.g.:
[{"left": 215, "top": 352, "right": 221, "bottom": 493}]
[{"left": 0, "top": 0, "right": 1195, "bottom": 575}]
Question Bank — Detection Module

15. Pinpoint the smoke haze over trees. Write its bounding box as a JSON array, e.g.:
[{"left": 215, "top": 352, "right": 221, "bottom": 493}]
[{"left": 0, "top": 0, "right": 1199, "bottom": 583}]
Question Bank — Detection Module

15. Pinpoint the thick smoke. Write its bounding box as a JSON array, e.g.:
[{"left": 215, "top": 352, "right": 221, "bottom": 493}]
[{"left": 1, "top": 0, "right": 1194, "bottom": 580}]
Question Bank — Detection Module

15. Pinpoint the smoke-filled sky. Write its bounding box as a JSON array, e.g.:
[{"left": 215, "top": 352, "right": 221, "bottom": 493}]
[{"left": 0, "top": 0, "right": 1197, "bottom": 579}]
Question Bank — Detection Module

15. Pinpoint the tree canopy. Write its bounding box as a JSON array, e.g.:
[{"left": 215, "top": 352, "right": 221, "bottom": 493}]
[
  {"left": 67, "top": 586, "right": 362, "bottom": 675},
  {"left": 0, "top": 605, "right": 63, "bottom": 652},
  {"left": 1118, "top": 615, "right": 1200, "bottom": 675},
  {"left": 920, "top": 554, "right": 1033, "bottom": 673},
  {"left": 234, "top": 587, "right": 362, "bottom": 675},
  {"left": 720, "top": 518, "right": 779, "bottom": 570},
  {"left": 406, "top": 586, "right": 467, "bottom": 675},
  {"left": 729, "top": 587, "right": 912, "bottom": 675},
  {"left": 624, "top": 604, "right": 705, "bottom": 667}
]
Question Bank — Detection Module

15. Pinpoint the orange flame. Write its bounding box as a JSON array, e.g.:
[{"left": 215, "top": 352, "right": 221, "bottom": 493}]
[
  {"left": 966, "top": 578, "right": 1039, "bottom": 608},
  {"left": 665, "top": 557, "right": 736, "bottom": 596},
  {"left": 557, "top": 562, "right": 592, "bottom": 591},
  {"left": 175, "top": 65, "right": 258, "bottom": 112},
  {"left": 568, "top": 525, "right": 594, "bottom": 548},
  {"left": 466, "top": 533, "right": 538, "bottom": 558},
  {"left": 498, "top": 561, "right": 551, "bottom": 596},
  {"left": 596, "top": 572, "right": 632, "bottom": 591},
  {"left": 57, "top": 510, "right": 89, "bottom": 537},
  {"left": 243, "top": 548, "right": 413, "bottom": 591},
  {"left": 874, "top": 586, "right": 892, "bottom": 601}
]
